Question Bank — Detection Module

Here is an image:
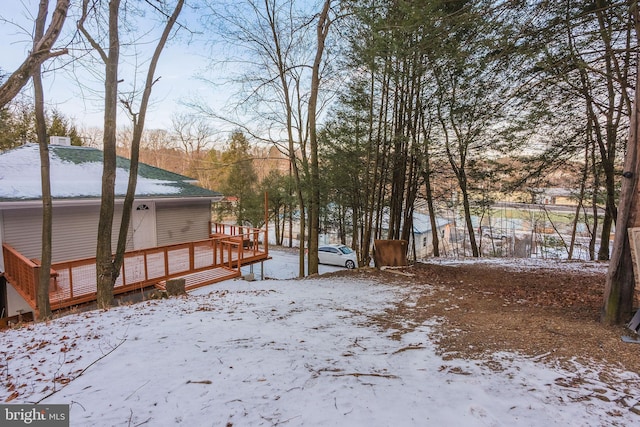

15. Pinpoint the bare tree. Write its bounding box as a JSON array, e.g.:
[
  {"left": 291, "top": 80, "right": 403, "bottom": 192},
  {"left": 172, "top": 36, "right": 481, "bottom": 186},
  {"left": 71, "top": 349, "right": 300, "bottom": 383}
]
[
  {"left": 307, "top": 0, "right": 333, "bottom": 275},
  {"left": 78, "top": 0, "right": 185, "bottom": 309},
  {"left": 0, "top": 0, "right": 69, "bottom": 108},
  {"left": 199, "top": 0, "right": 339, "bottom": 276},
  {"left": 78, "top": 126, "right": 104, "bottom": 148},
  {"left": 0, "top": 0, "right": 71, "bottom": 319},
  {"left": 33, "top": 0, "right": 54, "bottom": 320},
  {"left": 171, "top": 113, "right": 217, "bottom": 185},
  {"left": 172, "top": 113, "right": 213, "bottom": 156}
]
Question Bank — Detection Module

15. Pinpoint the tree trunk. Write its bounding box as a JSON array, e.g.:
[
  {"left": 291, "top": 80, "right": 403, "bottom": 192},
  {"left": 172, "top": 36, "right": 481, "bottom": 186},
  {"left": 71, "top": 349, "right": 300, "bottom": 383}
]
[
  {"left": 307, "top": 0, "right": 331, "bottom": 275},
  {"left": 264, "top": 0, "right": 308, "bottom": 276},
  {"left": 288, "top": 163, "right": 293, "bottom": 248},
  {"left": 459, "top": 175, "right": 479, "bottom": 257},
  {"left": 422, "top": 170, "right": 440, "bottom": 257},
  {"left": 569, "top": 140, "right": 590, "bottom": 260},
  {"left": 602, "top": 2, "right": 640, "bottom": 325},
  {"left": 113, "top": 0, "right": 184, "bottom": 276},
  {"left": 87, "top": 0, "right": 121, "bottom": 309},
  {"left": 360, "top": 69, "right": 386, "bottom": 267},
  {"left": 590, "top": 140, "right": 599, "bottom": 260},
  {"left": 80, "top": 0, "right": 183, "bottom": 308},
  {"left": 598, "top": 189, "right": 615, "bottom": 260},
  {"left": 274, "top": 204, "right": 281, "bottom": 245},
  {"left": 34, "top": 0, "right": 52, "bottom": 321}
]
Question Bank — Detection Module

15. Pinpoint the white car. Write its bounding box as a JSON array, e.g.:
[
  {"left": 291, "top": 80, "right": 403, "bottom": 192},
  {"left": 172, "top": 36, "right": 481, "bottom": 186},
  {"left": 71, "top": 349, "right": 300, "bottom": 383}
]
[{"left": 317, "top": 244, "right": 358, "bottom": 269}]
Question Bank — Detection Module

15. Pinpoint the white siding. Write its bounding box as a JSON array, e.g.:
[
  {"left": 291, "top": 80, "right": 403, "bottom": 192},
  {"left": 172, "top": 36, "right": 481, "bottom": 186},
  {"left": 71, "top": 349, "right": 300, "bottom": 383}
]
[
  {"left": 5, "top": 282, "right": 32, "bottom": 317},
  {"left": 156, "top": 201, "right": 211, "bottom": 246},
  {"left": 1, "top": 201, "right": 208, "bottom": 263},
  {"left": 2, "top": 204, "right": 128, "bottom": 262},
  {"left": 52, "top": 205, "right": 100, "bottom": 262},
  {"left": 3, "top": 208, "right": 44, "bottom": 261}
]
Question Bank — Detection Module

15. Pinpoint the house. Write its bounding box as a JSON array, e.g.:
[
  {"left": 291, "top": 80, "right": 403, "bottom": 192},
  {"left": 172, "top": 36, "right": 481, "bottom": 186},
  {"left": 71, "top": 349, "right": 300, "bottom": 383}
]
[
  {"left": 380, "top": 211, "right": 452, "bottom": 259},
  {"left": 405, "top": 212, "right": 452, "bottom": 259},
  {"left": 532, "top": 187, "right": 577, "bottom": 206},
  {"left": 0, "top": 142, "right": 267, "bottom": 319}
]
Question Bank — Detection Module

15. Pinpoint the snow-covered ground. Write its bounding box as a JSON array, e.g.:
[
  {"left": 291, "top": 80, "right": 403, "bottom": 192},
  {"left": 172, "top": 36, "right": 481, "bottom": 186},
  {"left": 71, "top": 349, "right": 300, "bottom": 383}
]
[
  {"left": 1, "top": 249, "right": 638, "bottom": 426},
  {"left": 239, "top": 247, "right": 344, "bottom": 280}
]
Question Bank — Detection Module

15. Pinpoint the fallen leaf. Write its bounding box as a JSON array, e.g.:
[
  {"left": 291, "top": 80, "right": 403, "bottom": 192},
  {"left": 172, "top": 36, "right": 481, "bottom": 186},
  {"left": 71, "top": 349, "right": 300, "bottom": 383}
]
[{"left": 5, "top": 391, "right": 19, "bottom": 402}]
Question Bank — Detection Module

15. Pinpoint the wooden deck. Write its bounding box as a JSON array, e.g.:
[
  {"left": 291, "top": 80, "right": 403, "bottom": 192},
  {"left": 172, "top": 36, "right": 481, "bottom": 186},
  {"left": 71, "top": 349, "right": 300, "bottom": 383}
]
[
  {"left": 3, "top": 224, "right": 269, "bottom": 313},
  {"left": 179, "top": 267, "right": 240, "bottom": 290}
]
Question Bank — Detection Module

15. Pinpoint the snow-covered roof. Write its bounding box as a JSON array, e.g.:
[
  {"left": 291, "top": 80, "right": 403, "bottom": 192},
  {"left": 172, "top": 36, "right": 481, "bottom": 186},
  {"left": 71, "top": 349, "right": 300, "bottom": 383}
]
[
  {"left": 0, "top": 144, "right": 222, "bottom": 204},
  {"left": 411, "top": 211, "right": 452, "bottom": 234},
  {"left": 381, "top": 211, "right": 451, "bottom": 234}
]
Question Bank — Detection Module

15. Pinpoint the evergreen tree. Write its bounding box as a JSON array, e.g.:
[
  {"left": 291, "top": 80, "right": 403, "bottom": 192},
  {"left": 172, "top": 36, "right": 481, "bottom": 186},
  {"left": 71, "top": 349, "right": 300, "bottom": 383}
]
[
  {"left": 47, "top": 109, "right": 83, "bottom": 145},
  {"left": 260, "top": 169, "right": 295, "bottom": 245},
  {"left": 218, "top": 131, "right": 262, "bottom": 226},
  {"left": 0, "top": 101, "right": 83, "bottom": 150}
]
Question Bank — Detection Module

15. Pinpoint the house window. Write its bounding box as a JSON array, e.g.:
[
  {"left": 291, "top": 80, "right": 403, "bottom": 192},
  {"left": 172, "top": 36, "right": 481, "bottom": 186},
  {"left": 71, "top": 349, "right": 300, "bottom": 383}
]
[{"left": 136, "top": 204, "right": 150, "bottom": 211}]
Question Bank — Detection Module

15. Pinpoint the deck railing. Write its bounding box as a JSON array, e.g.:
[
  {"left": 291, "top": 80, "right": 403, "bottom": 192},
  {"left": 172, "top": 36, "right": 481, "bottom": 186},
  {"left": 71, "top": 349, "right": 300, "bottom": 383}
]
[
  {"left": 47, "top": 235, "right": 245, "bottom": 309},
  {"left": 3, "top": 228, "right": 269, "bottom": 311},
  {"left": 210, "top": 222, "right": 268, "bottom": 260},
  {"left": 3, "top": 243, "right": 39, "bottom": 306}
]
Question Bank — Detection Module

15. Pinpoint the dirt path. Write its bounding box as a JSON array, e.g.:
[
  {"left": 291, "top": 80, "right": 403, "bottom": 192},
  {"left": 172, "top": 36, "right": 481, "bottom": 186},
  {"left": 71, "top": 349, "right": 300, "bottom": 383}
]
[{"left": 332, "top": 260, "right": 640, "bottom": 375}]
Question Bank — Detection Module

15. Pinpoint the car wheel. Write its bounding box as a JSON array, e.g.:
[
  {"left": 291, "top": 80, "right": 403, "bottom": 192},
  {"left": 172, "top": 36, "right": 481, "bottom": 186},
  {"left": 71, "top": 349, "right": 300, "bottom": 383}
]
[{"left": 345, "top": 260, "right": 356, "bottom": 269}]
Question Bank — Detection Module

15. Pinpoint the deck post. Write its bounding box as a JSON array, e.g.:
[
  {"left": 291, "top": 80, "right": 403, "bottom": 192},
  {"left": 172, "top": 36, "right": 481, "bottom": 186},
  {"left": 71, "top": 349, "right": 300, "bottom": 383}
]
[
  {"left": 164, "top": 247, "right": 170, "bottom": 276},
  {"left": 32, "top": 264, "right": 40, "bottom": 313},
  {"left": 189, "top": 243, "right": 195, "bottom": 271},
  {"left": 264, "top": 191, "right": 269, "bottom": 255},
  {"left": 121, "top": 257, "right": 127, "bottom": 287},
  {"left": 144, "top": 252, "right": 149, "bottom": 281}
]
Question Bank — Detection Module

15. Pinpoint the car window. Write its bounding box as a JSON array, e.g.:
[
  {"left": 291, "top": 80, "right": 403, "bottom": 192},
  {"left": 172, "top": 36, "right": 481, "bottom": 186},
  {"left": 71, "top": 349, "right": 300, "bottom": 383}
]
[{"left": 338, "top": 246, "right": 353, "bottom": 254}]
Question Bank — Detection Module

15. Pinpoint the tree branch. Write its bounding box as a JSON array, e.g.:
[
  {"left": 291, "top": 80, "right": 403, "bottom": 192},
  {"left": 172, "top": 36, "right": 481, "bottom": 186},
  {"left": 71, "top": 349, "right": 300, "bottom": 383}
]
[
  {"left": 0, "top": 0, "right": 70, "bottom": 107},
  {"left": 78, "top": 0, "right": 109, "bottom": 63},
  {"left": 34, "top": 337, "right": 126, "bottom": 404}
]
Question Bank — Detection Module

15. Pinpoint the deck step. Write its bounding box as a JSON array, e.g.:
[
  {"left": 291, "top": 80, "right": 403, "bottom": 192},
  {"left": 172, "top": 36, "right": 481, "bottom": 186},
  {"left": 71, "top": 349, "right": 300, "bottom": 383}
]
[{"left": 183, "top": 267, "right": 240, "bottom": 290}]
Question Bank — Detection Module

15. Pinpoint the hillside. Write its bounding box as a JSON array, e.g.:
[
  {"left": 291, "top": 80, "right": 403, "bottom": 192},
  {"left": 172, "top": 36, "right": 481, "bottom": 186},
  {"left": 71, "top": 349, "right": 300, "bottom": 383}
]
[{"left": 1, "top": 254, "right": 639, "bottom": 426}]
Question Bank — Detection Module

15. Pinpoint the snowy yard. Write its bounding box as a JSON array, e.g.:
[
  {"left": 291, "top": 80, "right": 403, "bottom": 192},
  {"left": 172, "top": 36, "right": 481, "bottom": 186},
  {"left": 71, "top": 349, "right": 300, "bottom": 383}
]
[{"left": 1, "top": 249, "right": 639, "bottom": 426}]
